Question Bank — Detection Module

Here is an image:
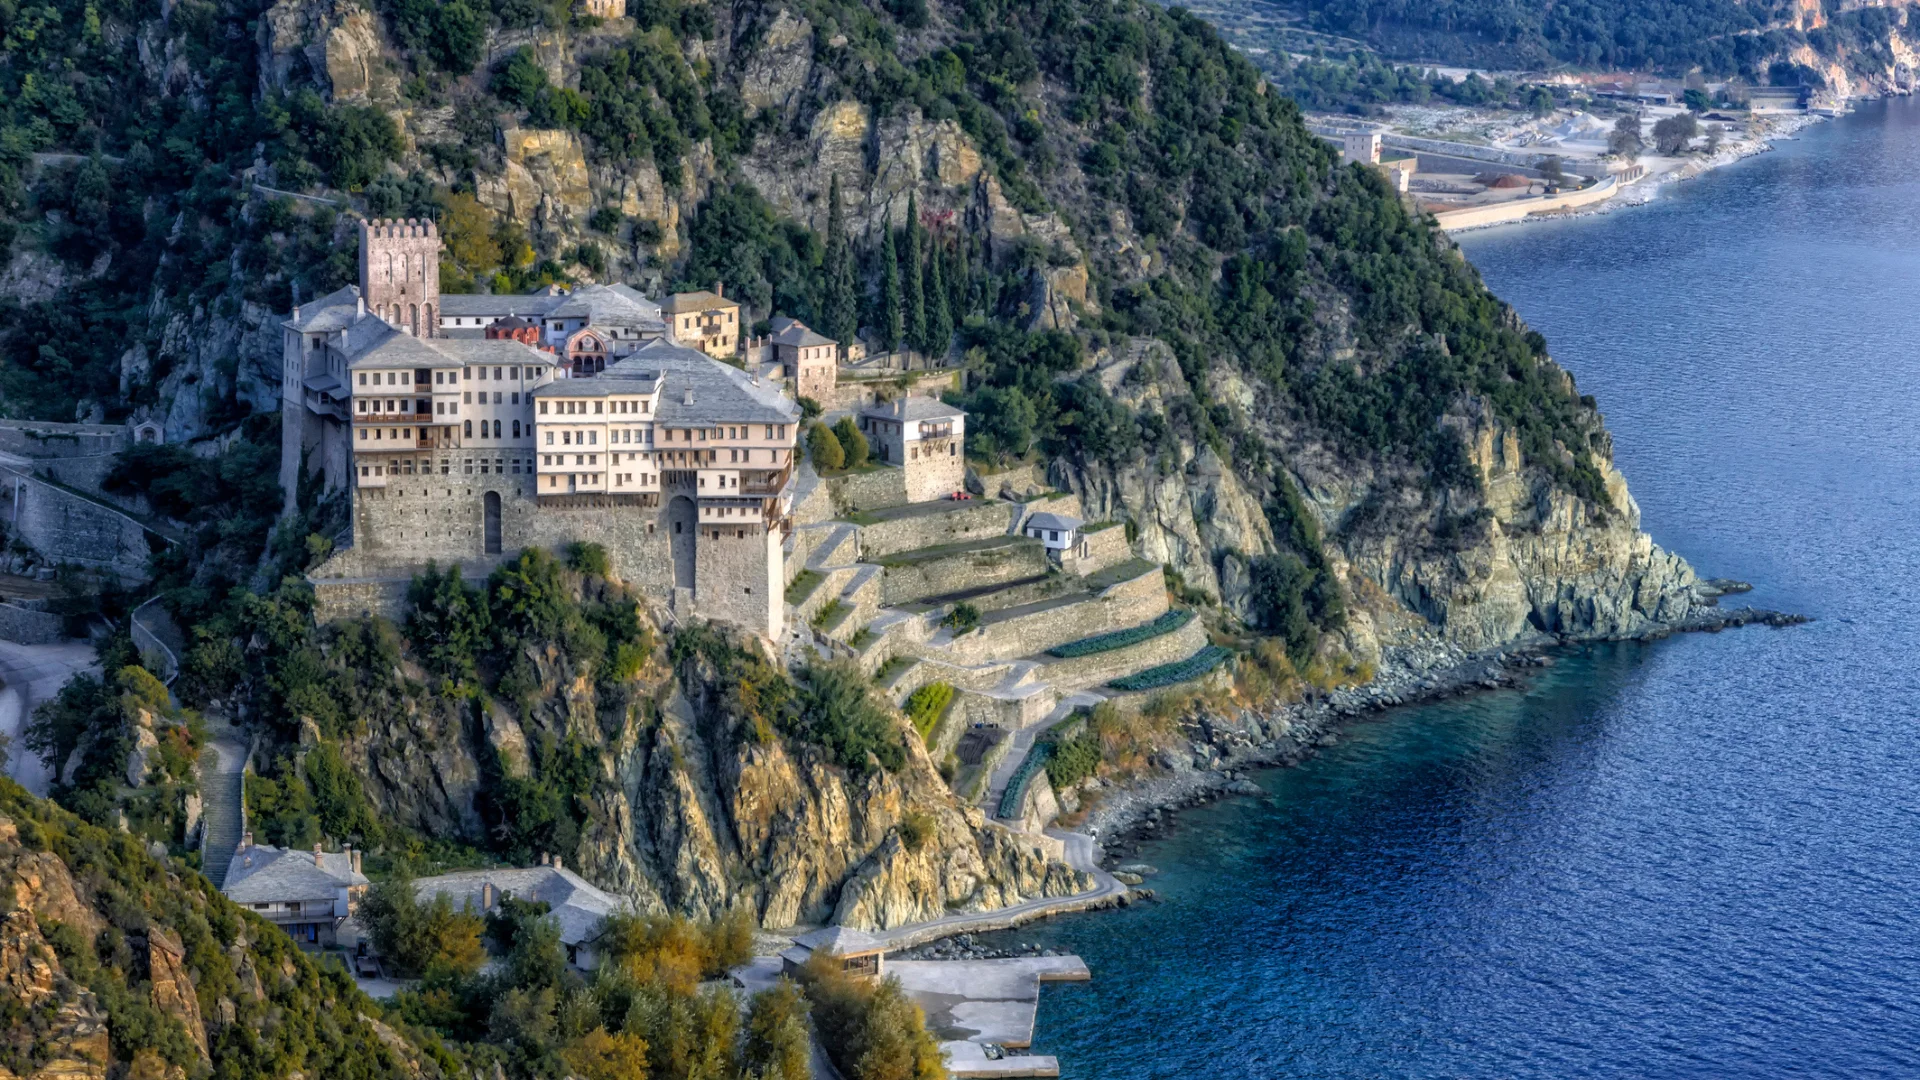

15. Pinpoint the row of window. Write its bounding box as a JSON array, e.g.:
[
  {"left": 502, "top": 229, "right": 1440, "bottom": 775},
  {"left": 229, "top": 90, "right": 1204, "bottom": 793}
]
[
  {"left": 355, "top": 365, "right": 548, "bottom": 388},
  {"left": 360, "top": 458, "right": 533, "bottom": 477}
]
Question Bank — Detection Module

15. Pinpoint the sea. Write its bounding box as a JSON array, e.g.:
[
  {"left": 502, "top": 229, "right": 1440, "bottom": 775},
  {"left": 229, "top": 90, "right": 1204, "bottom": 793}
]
[{"left": 985, "top": 98, "right": 1920, "bottom": 1077}]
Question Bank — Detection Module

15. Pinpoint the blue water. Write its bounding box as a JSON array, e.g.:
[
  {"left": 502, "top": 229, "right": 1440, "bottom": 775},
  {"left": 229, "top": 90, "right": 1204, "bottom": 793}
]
[{"left": 1001, "top": 100, "right": 1920, "bottom": 1077}]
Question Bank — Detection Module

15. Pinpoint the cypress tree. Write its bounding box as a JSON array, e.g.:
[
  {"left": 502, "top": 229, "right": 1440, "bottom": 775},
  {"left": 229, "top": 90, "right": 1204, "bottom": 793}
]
[
  {"left": 926, "top": 236, "right": 951, "bottom": 361},
  {"left": 904, "top": 194, "right": 926, "bottom": 355},
  {"left": 880, "top": 228, "right": 903, "bottom": 352},
  {"left": 823, "top": 174, "right": 857, "bottom": 352},
  {"left": 951, "top": 235, "right": 972, "bottom": 321}
]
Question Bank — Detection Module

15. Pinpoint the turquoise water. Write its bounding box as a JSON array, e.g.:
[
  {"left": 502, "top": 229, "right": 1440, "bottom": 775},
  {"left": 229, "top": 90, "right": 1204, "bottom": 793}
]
[{"left": 999, "top": 100, "right": 1920, "bottom": 1077}]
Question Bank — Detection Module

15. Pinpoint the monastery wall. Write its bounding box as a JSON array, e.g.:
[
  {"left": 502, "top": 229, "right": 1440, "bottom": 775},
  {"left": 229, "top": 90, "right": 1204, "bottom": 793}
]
[
  {"left": 857, "top": 501, "right": 1015, "bottom": 559},
  {"left": 878, "top": 538, "right": 1049, "bottom": 606},
  {"left": 936, "top": 566, "right": 1167, "bottom": 665},
  {"left": 0, "top": 476, "right": 153, "bottom": 581}
]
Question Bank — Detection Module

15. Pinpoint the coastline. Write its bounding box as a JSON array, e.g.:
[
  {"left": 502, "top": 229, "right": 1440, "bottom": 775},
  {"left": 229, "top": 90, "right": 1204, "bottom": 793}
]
[
  {"left": 1073, "top": 597, "right": 1805, "bottom": 881},
  {"left": 1441, "top": 110, "right": 1829, "bottom": 233}
]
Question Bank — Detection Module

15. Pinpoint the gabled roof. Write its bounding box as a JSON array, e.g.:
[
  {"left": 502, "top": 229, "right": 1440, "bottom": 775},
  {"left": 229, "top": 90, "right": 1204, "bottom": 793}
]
[
  {"left": 549, "top": 284, "right": 664, "bottom": 328},
  {"left": 1025, "top": 511, "right": 1084, "bottom": 533},
  {"left": 790, "top": 925, "right": 885, "bottom": 955},
  {"left": 662, "top": 289, "right": 739, "bottom": 313},
  {"left": 286, "top": 285, "right": 363, "bottom": 333},
  {"left": 534, "top": 340, "right": 798, "bottom": 425},
  {"left": 343, "top": 323, "right": 556, "bottom": 370},
  {"left": 222, "top": 845, "right": 368, "bottom": 904},
  {"left": 412, "top": 866, "right": 620, "bottom": 947},
  {"left": 439, "top": 292, "right": 569, "bottom": 319},
  {"left": 772, "top": 320, "right": 835, "bottom": 349},
  {"left": 859, "top": 396, "right": 966, "bottom": 422}
]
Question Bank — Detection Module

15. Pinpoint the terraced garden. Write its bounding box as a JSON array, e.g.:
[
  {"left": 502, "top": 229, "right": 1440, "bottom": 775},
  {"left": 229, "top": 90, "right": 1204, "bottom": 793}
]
[
  {"left": 1049, "top": 609, "right": 1194, "bottom": 658},
  {"left": 1108, "top": 645, "right": 1234, "bottom": 692}
]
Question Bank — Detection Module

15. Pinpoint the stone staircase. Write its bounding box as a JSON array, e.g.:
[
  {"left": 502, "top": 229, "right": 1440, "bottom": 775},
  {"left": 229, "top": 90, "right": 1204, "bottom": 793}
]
[
  {"left": 198, "top": 732, "right": 247, "bottom": 888},
  {"left": 982, "top": 691, "right": 1104, "bottom": 822}
]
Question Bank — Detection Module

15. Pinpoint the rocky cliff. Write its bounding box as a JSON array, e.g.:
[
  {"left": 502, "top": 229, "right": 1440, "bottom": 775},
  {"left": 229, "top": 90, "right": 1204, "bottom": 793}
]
[{"left": 330, "top": 620, "right": 1086, "bottom": 932}]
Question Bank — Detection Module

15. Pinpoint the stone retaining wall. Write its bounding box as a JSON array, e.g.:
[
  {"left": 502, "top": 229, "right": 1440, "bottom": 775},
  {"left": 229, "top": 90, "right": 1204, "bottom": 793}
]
[
  {"left": 0, "top": 473, "right": 155, "bottom": 581},
  {"left": 936, "top": 567, "right": 1167, "bottom": 665},
  {"left": 879, "top": 538, "right": 1049, "bottom": 605},
  {"left": 1060, "top": 525, "right": 1131, "bottom": 577},
  {"left": 1034, "top": 616, "right": 1210, "bottom": 691},
  {"left": 857, "top": 500, "right": 1014, "bottom": 559},
  {"left": 826, "top": 467, "right": 909, "bottom": 513},
  {"left": 0, "top": 602, "right": 65, "bottom": 645}
]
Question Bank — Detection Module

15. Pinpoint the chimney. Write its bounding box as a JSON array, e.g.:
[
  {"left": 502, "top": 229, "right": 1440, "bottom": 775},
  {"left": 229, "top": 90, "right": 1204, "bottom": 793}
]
[
  {"left": 553, "top": 855, "right": 563, "bottom": 871},
  {"left": 240, "top": 830, "right": 253, "bottom": 851},
  {"left": 683, "top": 388, "right": 694, "bottom": 406},
  {"left": 713, "top": 280, "right": 723, "bottom": 299},
  {"left": 538, "top": 852, "right": 549, "bottom": 866},
  {"left": 481, "top": 881, "right": 496, "bottom": 911},
  {"left": 356, "top": 292, "right": 366, "bottom": 316},
  {"left": 313, "top": 841, "right": 323, "bottom": 864},
  {"left": 350, "top": 849, "right": 362, "bottom": 874}
]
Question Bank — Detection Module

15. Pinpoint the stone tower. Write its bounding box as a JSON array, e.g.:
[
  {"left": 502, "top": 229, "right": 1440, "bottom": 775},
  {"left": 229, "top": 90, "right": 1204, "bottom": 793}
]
[{"left": 359, "top": 218, "right": 441, "bottom": 338}]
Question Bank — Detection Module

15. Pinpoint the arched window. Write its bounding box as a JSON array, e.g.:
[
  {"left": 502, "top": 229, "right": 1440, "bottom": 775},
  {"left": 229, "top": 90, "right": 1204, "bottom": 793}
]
[
  {"left": 424, "top": 303, "right": 434, "bottom": 335},
  {"left": 464, "top": 420, "right": 473, "bottom": 438},
  {"left": 512, "top": 420, "right": 521, "bottom": 438},
  {"left": 385, "top": 252, "right": 394, "bottom": 283},
  {"left": 492, "top": 420, "right": 502, "bottom": 438},
  {"left": 410, "top": 304, "right": 419, "bottom": 337}
]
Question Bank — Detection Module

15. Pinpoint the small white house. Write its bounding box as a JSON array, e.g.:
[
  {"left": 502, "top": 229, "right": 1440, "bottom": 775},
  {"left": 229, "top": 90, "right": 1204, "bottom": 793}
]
[{"left": 1023, "top": 511, "right": 1083, "bottom": 552}]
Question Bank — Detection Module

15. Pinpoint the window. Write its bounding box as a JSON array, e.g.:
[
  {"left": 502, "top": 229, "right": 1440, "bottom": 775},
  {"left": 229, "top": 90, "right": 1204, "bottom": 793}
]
[
  {"left": 464, "top": 420, "right": 472, "bottom": 437},
  {"left": 765, "top": 425, "right": 773, "bottom": 438},
  {"left": 539, "top": 401, "right": 548, "bottom": 415},
  {"left": 589, "top": 432, "right": 598, "bottom": 445},
  {"left": 357, "top": 400, "right": 367, "bottom": 413},
  {"left": 563, "top": 432, "right": 572, "bottom": 445},
  {"left": 512, "top": 420, "right": 521, "bottom": 438},
  {"left": 595, "top": 401, "right": 603, "bottom": 414},
  {"left": 358, "top": 373, "right": 367, "bottom": 386},
  {"left": 463, "top": 392, "right": 471, "bottom": 404},
  {"left": 359, "top": 429, "right": 367, "bottom": 441},
  {"left": 478, "top": 366, "right": 488, "bottom": 380},
  {"left": 511, "top": 366, "right": 519, "bottom": 379},
  {"left": 545, "top": 432, "right": 553, "bottom": 445},
  {"left": 494, "top": 367, "right": 502, "bottom": 380},
  {"left": 511, "top": 392, "right": 519, "bottom": 404}
]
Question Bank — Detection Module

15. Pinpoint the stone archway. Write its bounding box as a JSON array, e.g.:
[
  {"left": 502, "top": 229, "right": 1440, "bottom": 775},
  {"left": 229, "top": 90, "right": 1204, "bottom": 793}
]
[
  {"left": 483, "top": 491, "right": 502, "bottom": 554},
  {"left": 666, "top": 495, "right": 696, "bottom": 589}
]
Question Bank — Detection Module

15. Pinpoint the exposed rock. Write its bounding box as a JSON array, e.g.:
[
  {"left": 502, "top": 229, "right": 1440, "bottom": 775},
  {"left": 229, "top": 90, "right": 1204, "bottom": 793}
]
[
  {"left": 125, "top": 725, "right": 160, "bottom": 787},
  {"left": 145, "top": 928, "right": 209, "bottom": 1061}
]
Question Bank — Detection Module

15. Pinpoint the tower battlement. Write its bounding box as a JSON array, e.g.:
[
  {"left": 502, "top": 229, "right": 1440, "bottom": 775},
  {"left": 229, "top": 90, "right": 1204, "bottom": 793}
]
[{"left": 359, "top": 217, "right": 441, "bottom": 338}]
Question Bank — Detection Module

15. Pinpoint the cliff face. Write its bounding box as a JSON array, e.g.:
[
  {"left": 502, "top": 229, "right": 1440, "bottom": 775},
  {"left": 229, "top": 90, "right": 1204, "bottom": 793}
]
[{"left": 341, "top": 633, "right": 1087, "bottom": 931}]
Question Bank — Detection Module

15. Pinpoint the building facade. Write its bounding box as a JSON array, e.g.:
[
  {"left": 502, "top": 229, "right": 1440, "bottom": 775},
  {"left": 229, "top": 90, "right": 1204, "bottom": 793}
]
[
  {"left": 770, "top": 317, "right": 838, "bottom": 403},
  {"left": 282, "top": 224, "right": 801, "bottom": 638},
  {"left": 221, "top": 837, "right": 369, "bottom": 947},
  {"left": 858, "top": 396, "right": 966, "bottom": 503},
  {"left": 663, "top": 285, "right": 741, "bottom": 358}
]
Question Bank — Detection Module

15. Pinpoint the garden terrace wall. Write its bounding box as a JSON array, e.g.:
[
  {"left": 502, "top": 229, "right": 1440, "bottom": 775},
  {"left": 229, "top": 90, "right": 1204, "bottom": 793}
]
[
  {"left": 826, "top": 467, "right": 910, "bottom": 513},
  {"left": 1037, "top": 616, "right": 1211, "bottom": 692},
  {"left": 934, "top": 566, "right": 1167, "bottom": 665},
  {"left": 878, "top": 537, "right": 1050, "bottom": 605},
  {"left": 855, "top": 500, "right": 1015, "bottom": 559},
  {"left": 1061, "top": 524, "right": 1132, "bottom": 577}
]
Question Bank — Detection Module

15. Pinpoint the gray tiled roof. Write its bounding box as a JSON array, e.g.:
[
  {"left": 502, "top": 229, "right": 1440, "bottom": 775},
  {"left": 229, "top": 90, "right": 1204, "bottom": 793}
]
[
  {"left": 772, "top": 321, "right": 835, "bottom": 349},
  {"left": 412, "top": 866, "right": 620, "bottom": 946},
  {"left": 534, "top": 340, "right": 798, "bottom": 426},
  {"left": 439, "top": 292, "right": 567, "bottom": 318},
  {"left": 791, "top": 925, "right": 885, "bottom": 954},
  {"left": 1024, "top": 511, "right": 1084, "bottom": 533},
  {"left": 662, "top": 289, "right": 739, "bottom": 313},
  {"left": 286, "top": 285, "right": 363, "bottom": 332},
  {"left": 343, "top": 324, "right": 556, "bottom": 370},
  {"left": 550, "top": 284, "right": 664, "bottom": 328},
  {"left": 222, "top": 845, "right": 368, "bottom": 904},
  {"left": 859, "top": 396, "right": 966, "bottom": 422}
]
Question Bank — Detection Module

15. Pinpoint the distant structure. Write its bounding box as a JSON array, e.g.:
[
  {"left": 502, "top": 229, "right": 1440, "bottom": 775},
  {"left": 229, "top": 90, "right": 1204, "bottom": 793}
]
[
  {"left": 412, "top": 858, "right": 619, "bottom": 971},
  {"left": 663, "top": 284, "right": 742, "bottom": 358},
  {"left": 858, "top": 395, "right": 966, "bottom": 502},
  {"left": 781, "top": 925, "right": 886, "bottom": 982},
  {"left": 280, "top": 227, "right": 801, "bottom": 638},
  {"left": 1342, "top": 131, "right": 1382, "bottom": 165},
  {"left": 576, "top": 0, "right": 624, "bottom": 16},
  {"left": 770, "top": 316, "right": 839, "bottom": 402},
  {"left": 221, "top": 836, "right": 369, "bottom": 947},
  {"left": 1022, "top": 510, "right": 1084, "bottom": 557}
]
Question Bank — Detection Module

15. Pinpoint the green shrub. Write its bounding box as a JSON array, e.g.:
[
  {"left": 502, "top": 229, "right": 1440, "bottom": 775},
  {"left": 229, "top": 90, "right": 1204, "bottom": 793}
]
[
  {"left": 903, "top": 682, "right": 954, "bottom": 744},
  {"left": 941, "top": 602, "right": 980, "bottom": 635},
  {"left": 899, "top": 809, "right": 937, "bottom": 852},
  {"left": 1048, "top": 609, "right": 1193, "bottom": 658},
  {"left": 1108, "top": 646, "right": 1234, "bottom": 692},
  {"left": 797, "top": 661, "right": 906, "bottom": 776},
  {"left": 785, "top": 569, "right": 824, "bottom": 605},
  {"left": 1044, "top": 732, "right": 1102, "bottom": 790},
  {"left": 810, "top": 423, "right": 845, "bottom": 472},
  {"left": 566, "top": 540, "right": 613, "bottom": 578},
  {"left": 832, "top": 416, "right": 869, "bottom": 469}
]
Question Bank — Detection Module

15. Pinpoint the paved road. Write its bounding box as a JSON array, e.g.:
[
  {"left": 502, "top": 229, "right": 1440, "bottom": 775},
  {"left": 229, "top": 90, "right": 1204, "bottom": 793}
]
[{"left": 0, "top": 640, "right": 99, "bottom": 796}]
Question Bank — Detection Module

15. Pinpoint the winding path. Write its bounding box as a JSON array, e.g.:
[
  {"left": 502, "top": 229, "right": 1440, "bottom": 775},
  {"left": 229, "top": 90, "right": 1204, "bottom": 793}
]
[{"left": 198, "top": 730, "right": 247, "bottom": 888}]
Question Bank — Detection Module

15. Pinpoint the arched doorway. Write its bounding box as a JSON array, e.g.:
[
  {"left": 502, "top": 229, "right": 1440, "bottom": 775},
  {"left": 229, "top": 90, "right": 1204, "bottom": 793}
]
[
  {"left": 666, "top": 495, "right": 696, "bottom": 589},
  {"left": 483, "top": 491, "right": 502, "bottom": 554}
]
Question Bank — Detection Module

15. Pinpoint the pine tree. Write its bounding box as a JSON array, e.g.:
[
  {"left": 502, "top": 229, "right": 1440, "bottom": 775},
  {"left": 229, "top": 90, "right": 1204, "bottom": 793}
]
[
  {"left": 880, "top": 228, "right": 902, "bottom": 352},
  {"left": 823, "top": 174, "right": 857, "bottom": 353},
  {"left": 904, "top": 194, "right": 926, "bottom": 355},
  {"left": 925, "top": 235, "right": 951, "bottom": 361}
]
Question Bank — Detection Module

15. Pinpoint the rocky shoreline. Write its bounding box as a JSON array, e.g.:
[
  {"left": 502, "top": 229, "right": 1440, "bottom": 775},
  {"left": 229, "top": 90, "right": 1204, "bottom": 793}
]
[{"left": 1078, "top": 589, "right": 1806, "bottom": 872}]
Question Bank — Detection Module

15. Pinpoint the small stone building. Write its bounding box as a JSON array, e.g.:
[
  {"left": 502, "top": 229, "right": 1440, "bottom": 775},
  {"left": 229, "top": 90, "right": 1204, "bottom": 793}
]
[
  {"left": 781, "top": 925, "right": 886, "bottom": 982},
  {"left": 411, "top": 858, "right": 619, "bottom": 971},
  {"left": 770, "top": 317, "right": 838, "bottom": 403},
  {"left": 664, "top": 283, "right": 741, "bottom": 358},
  {"left": 1022, "top": 511, "right": 1083, "bottom": 556},
  {"left": 221, "top": 836, "right": 369, "bottom": 947},
  {"left": 858, "top": 396, "right": 966, "bottom": 503}
]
